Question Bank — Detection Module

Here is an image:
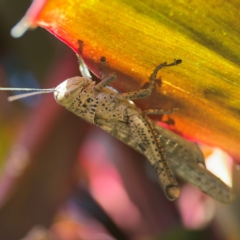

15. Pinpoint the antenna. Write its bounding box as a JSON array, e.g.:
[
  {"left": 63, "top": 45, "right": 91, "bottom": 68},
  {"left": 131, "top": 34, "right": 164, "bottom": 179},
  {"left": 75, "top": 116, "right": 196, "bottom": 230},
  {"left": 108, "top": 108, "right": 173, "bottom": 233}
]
[{"left": 0, "top": 87, "right": 55, "bottom": 102}]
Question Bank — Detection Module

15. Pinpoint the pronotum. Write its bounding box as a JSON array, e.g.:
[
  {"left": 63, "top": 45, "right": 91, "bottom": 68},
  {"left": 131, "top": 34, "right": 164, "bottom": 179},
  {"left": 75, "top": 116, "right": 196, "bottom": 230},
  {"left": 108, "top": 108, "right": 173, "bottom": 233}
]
[{"left": 0, "top": 55, "right": 234, "bottom": 203}]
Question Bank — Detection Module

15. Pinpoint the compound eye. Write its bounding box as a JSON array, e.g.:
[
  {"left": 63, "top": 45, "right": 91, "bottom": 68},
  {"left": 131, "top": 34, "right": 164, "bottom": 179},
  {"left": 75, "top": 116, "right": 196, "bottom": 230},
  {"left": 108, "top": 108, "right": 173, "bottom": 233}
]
[{"left": 64, "top": 91, "right": 70, "bottom": 98}]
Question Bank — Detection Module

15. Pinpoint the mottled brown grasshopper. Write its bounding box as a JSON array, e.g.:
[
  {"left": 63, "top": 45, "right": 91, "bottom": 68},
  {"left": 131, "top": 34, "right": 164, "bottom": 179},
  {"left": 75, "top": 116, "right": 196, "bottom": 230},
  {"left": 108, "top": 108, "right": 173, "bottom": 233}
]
[{"left": 0, "top": 56, "right": 234, "bottom": 203}]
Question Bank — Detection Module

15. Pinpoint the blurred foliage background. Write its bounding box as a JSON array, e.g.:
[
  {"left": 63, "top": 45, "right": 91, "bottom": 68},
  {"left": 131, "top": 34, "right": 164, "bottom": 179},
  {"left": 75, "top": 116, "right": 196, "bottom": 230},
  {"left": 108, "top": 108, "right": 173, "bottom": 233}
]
[{"left": 0, "top": 0, "right": 240, "bottom": 240}]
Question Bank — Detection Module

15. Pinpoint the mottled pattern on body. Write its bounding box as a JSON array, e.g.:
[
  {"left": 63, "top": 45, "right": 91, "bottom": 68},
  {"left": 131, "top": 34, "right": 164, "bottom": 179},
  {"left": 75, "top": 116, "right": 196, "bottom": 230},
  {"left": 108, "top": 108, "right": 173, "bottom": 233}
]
[
  {"left": 0, "top": 57, "right": 234, "bottom": 203},
  {"left": 53, "top": 60, "right": 234, "bottom": 203}
]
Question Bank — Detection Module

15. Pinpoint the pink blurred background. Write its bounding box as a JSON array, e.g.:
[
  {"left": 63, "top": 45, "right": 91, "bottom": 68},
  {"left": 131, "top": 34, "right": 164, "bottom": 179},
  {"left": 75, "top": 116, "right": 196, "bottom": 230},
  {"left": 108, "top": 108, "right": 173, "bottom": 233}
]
[{"left": 0, "top": 1, "right": 240, "bottom": 239}]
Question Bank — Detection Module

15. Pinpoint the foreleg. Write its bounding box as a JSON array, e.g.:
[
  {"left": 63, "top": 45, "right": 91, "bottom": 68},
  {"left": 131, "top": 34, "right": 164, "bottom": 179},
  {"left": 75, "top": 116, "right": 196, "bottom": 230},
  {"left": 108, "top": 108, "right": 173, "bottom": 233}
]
[
  {"left": 76, "top": 54, "right": 92, "bottom": 79},
  {"left": 94, "top": 73, "right": 117, "bottom": 92},
  {"left": 99, "top": 56, "right": 107, "bottom": 79}
]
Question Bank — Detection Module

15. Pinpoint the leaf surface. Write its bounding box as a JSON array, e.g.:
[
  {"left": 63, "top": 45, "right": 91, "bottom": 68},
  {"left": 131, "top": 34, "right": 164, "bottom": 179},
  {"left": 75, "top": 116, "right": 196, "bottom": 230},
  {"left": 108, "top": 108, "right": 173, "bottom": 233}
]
[{"left": 20, "top": 0, "right": 240, "bottom": 161}]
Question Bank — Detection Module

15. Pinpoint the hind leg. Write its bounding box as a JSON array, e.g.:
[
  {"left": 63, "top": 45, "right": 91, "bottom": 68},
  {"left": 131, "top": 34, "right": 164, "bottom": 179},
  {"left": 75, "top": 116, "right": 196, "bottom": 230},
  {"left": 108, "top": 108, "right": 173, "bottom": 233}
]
[{"left": 127, "top": 112, "right": 180, "bottom": 200}]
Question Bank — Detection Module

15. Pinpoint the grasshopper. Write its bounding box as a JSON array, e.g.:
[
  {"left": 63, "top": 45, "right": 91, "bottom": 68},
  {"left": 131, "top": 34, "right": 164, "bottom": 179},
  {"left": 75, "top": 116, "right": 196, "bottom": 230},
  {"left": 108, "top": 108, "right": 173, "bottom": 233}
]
[{"left": 0, "top": 55, "right": 234, "bottom": 203}]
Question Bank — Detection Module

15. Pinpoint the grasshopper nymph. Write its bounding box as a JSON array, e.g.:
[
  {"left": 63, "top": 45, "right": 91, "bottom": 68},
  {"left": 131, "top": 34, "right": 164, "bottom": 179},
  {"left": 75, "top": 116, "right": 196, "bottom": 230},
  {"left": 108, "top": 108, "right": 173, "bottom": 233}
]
[{"left": 0, "top": 56, "right": 234, "bottom": 203}]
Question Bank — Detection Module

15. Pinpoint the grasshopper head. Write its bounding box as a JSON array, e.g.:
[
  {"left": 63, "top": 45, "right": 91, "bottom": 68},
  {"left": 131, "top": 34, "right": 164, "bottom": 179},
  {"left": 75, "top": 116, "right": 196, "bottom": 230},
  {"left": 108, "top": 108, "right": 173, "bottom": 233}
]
[{"left": 54, "top": 77, "right": 90, "bottom": 105}]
